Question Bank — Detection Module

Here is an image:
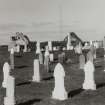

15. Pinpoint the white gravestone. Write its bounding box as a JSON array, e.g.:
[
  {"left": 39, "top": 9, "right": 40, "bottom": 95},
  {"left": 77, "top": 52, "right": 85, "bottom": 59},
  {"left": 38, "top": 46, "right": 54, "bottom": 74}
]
[
  {"left": 48, "top": 41, "right": 52, "bottom": 51},
  {"left": 4, "top": 75, "right": 15, "bottom": 105},
  {"left": 67, "top": 34, "right": 71, "bottom": 50},
  {"left": 50, "top": 53, "right": 54, "bottom": 62},
  {"left": 79, "top": 54, "right": 85, "bottom": 69},
  {"left": 32, "top": 59, "right": 40, "bottom": 82},
  {"left": 82, "top": 60, "right": 96, "bottom": 90},
  {"left": 10, "top": 48, "right": 14, "bottom": 70},
  {"left": 36, "top": 42, "right": 41, "bottom": 54},
  {"left": 2, "top": 62, "right": 10, "bottom": 88},
  {"left": 44, "top": 47, "right": 50, "bottom": 72},
  {"left": 52, "top": 63, "right": 68, "bottom": 100}
]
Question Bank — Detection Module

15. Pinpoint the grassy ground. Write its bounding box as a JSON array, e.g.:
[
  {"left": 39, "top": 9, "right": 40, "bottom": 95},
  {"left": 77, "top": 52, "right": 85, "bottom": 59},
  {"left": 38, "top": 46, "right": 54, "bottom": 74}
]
[{"left": 0, "top": 49, "right": 105, "bottom": 105}]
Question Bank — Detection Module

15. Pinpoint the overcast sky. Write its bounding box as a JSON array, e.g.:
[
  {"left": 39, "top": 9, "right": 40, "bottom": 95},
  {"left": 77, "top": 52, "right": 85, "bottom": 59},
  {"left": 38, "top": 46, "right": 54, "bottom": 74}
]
[{"left": 0, "top": 0, "right": 105, "bottom": 44}]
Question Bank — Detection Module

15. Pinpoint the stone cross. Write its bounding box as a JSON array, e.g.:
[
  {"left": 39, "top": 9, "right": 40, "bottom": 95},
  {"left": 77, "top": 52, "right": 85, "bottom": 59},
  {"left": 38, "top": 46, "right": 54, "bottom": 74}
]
[
  {"left": 4, "top": 75, "right": 15, "bottom": 105},
  {"left": 32, "top": 59, "right": 40, "bottom": 82},
  {"left": 52, "top": 63, "right": 68, "bottom": 100},
  {"left": 2, "top": 62, "right": 10, "bottom": 88},
  {"left": 82, "top": 60, "right": 96, "bottom": 90}
]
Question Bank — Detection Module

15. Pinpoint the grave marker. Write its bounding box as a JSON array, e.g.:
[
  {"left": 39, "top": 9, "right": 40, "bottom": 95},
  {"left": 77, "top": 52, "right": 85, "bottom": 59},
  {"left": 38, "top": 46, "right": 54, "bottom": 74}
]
[
  {"left": 52, "top": 63, "right": 68, "bottom": 100},
  {"left": 32, "top": 59, "right": 40, "bottom": 82},
  {"left": 82, "top": 60, "right": 96, "bottom": 90},
  {"left": 4, "top": 75, "right": 15, "bottom": 105},
  {"left": 2, "top": 62, "right": 10, "bottom": 88}
]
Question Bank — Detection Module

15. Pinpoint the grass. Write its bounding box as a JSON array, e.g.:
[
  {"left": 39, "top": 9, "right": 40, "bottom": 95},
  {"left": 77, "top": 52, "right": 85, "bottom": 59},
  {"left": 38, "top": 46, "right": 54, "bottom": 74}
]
[{"left": 0, "top": 48, "right": 105, "bottom": 105}]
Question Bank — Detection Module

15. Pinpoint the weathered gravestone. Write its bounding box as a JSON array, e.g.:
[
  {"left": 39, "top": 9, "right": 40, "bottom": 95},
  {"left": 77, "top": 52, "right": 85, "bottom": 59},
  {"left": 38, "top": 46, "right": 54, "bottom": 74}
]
[
  {"left": 82, "top": 60, "right": 96, "bottom": 90},
  {"left": 79, "top": 54, "right": 85, "bottom": 69},
  {"left": 32, "top": 59, "right": 40, "bottom": 82},
  {"left": 4, "top": 75, "right": 15, "bottom": 105},
  {"left": 2, "top": 62, "right": 10, "bottom": 88},
  {"left": 52, "top": 63, "right": 68, "bottom": 100},
  {"left": 10, "top": 48, "right": 14, "bottom": 70}
]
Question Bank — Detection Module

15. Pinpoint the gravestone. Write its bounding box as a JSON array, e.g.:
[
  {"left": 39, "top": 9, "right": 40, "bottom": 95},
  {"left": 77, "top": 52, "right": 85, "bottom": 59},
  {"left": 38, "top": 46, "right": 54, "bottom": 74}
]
[
  {"left": 44, "top": 46, "right": 50, "bottom": 72},
  {"left": 10, "top": 48, "right": 14, "bottom": 70},
  {"left": 36, "top": 42, "right": 41, "bottom": 54},
  {"left": 39, "top": 52, "right": 43, "bottom": 64},
  {"left": 67, "top": 34, "right": 71, "bottom": 50},
  {"left": 48, "top": 41, "right": 52, "bottom": 51},
  {"left": 90, "top": 40, "right": 93, "bottom": 46},
  {"left": 52, "top": 63, "right": 68, "bottom": 100},
  {"left": 82, "top": 60, "right": 96, "bottom": 90},
  {"left": 79, "top": 54, "right": 85, "bottom": 69},
  {"left": 4, "top": 75, "right": 15, "bottom": 105},
  {"left": 50, "top": 53, "right": 54, "bottom": 62},
  {"left": 32, "top": 59, "right": 40, "bottom": 82},
  {"left": 2, "top": 62, "right": 10, "bottom": 88}
]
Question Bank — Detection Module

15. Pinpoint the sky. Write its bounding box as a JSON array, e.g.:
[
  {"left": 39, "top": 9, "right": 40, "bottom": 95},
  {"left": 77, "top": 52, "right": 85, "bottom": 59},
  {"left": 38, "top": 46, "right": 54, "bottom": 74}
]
[{"left": 0, "top": 0, "right": 105, "bottom": 44}]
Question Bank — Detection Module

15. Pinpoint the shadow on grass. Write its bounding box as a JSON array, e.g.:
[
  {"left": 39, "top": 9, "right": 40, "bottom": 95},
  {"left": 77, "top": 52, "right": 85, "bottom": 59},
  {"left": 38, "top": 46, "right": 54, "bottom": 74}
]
[
  {"left": 16, "top": 81, "right": 31, "bottom": 86},
  {"left": 15, "top": 65, "right": 29, "bottom": 69},
  {"left": 43, "top": 76, "right": 54, "bottom": 81},
  {"left": 68, "top": 88, "right": 84, "bottom": 98},
  {"left": 17, "top": 98, "right": 41, "bottom": 105},
  {"left": 96, "top": 83, "right": 105, "bottom": 89}
]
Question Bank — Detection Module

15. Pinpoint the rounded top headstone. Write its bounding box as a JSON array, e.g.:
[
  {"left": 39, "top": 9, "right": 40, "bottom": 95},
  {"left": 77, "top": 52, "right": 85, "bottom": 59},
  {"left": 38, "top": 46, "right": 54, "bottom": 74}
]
[
  {"left": 54, "top": 63, "right": 65, "bottom": 77},
  {"left": 3, "top": 62, "right": 10, "bottom": 73}
]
